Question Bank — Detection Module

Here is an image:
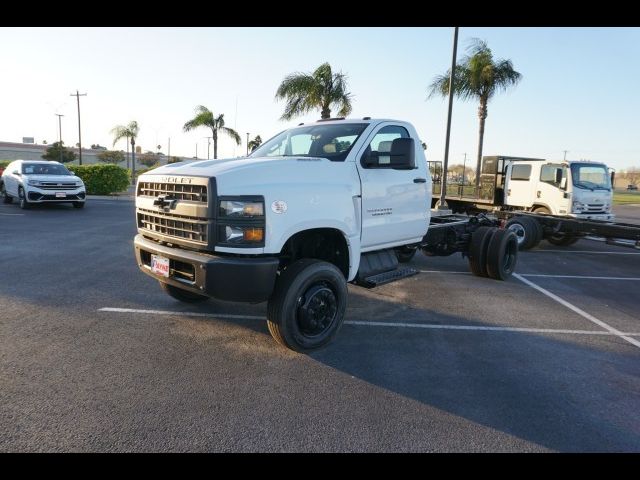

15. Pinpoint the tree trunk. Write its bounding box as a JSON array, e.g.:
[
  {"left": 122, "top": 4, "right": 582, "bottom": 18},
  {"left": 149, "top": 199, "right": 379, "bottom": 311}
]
[
  {"left": 475, "top": 100, "right": 488, "bottom": 190},
  {"left": 131, "top": 138, "right": 136, "bottom": 186},
  {"left": 213, "top": 130, "right": 218, "bottom": 159},
  {"left": 321, "top": 104, "right": 331, "bottom": 119}
]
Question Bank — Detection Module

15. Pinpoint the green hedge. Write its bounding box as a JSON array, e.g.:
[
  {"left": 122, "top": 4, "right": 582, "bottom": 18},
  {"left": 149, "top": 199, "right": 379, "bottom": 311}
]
[
  {"left": 71, "top": 164, "right": 130, "bottom": 195},
  {"left": 0, "top": 160, "right": 11, "bottom": 169}
]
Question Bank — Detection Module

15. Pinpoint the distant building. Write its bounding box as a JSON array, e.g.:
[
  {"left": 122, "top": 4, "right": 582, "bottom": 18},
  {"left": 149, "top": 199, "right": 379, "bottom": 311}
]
[{"left": 0, "top": 140, "right": 190, "bottom": 167}]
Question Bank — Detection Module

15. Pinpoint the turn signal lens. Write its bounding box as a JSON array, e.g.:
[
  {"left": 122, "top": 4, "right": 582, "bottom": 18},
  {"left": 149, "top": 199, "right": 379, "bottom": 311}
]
[{"left": 243, "top": 227, "right": 264, "bottom": 242}]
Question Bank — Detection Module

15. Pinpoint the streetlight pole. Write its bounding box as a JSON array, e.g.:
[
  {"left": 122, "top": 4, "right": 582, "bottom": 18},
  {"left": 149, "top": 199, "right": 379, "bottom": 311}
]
[
  {"left": 246, "top": 132, "right": 250, "bottom": 156},
  {"left": 438, "top": 26, "right": 459, "bottom": 211},
  {"left": 55, "top": 113, "right": 64, "bottom": 163},
  {"left": 70, "top": 90, "right": 87, "bottom": 165}
]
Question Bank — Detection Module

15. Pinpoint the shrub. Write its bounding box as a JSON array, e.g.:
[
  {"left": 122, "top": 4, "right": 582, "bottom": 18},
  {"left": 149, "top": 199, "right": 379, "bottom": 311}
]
[
  {"left": 42, "top": 141, "right": 77, "bottom": 163},
  {"left": 97, "top": 150, "right": 125, "bottom": 164},
  {"left": 71, "top": 164, "right": 130, "bottom": 195}
]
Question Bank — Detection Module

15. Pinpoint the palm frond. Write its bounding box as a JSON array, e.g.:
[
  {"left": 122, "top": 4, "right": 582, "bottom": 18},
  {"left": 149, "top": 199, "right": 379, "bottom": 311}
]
[{"left": 220, "top": 126, "right": 241, "bottom": 145}]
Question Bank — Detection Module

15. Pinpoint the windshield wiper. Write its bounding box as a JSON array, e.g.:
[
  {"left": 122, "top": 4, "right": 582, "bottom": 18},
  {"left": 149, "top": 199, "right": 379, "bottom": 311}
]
[{"left": 574, "top": 182, "right": 594, "bottom": 191}]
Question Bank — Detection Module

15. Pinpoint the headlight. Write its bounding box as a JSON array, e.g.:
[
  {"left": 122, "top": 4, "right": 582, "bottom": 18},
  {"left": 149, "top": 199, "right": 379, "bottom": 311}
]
[
  {"left": 572, "top": 201, "right": 585, "bottom": 213},
  {"left": 27, "top": 179, "right": 41, "bottom": 186},
  {"left": 603, "top": 203, "right": 611, "bottom": 211},
  {"left": 219, "top": 200, "right": 264, "bottom": 217},
  {"left": 218, "top": 196, "right": 265, "bottom": 247}
]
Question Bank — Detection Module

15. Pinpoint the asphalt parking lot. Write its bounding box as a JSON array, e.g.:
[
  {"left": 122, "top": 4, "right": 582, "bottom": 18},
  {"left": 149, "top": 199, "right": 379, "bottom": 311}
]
[{"left": 1, "top": 200, "right": 639, "bottom": 452}]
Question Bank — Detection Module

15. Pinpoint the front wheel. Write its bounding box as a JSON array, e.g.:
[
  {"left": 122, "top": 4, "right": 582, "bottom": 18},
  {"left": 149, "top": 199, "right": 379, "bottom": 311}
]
[
  {"left": 1, "top": 183, "right": 12, "bottom": 204},
  {"left": 18, "top": 187, "right": 29, "bottom": 209},
  {"left": 159, "top": 281, "right": 209, "bottom": 303},
  {"left": 267, "top": 259, "right": 347, "bottom": 353}
]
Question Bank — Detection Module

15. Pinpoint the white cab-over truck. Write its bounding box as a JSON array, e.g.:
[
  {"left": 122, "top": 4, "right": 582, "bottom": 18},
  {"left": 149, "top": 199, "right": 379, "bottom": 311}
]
[
  {"left": 430, "top": 156, "right": 631, "bottom": 249},
  {"left": 134, "top": 118, "right": 519, "bottom": 351}
]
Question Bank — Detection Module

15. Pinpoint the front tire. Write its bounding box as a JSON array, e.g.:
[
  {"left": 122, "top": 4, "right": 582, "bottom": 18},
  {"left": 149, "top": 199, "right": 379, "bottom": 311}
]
[
  {"left": 159, "top": 281, "right": 209, "bottom": 303},
  {"left": 267, "top": 259, "right": 347, "bottom": 353},
  {"left": 1, "top": 183, "right": 12, "bottom": 204},
  {"left": 18, "top": 187, "right": 29, "bottom": 209}
]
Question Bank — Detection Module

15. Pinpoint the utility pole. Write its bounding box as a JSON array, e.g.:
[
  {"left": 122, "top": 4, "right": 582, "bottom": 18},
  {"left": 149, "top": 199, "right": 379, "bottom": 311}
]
[
  {"left": 70, "top": 90, "right": 87, "bottom": 165},
  {"left": 246, "top": 132, "right": 250, "bottom": 156},
  {"left": 563, "top": 150, "right": 568, "bottom": 161},
  {"left": 461, "top": 152, "right": 467, "bottom": 193},
  {"left": 438, "top": 26, "right": 459, "bottom": 211},
  {"left": 55, "top": 113, "right": 64, "bottom": 163}
]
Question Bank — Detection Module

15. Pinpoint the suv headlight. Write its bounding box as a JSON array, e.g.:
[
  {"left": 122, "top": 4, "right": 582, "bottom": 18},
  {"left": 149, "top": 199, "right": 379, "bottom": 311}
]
[
  {"left": 27, "top": 179, "right": 41, "bottom": 186},
  {"left": 217, "top": 196, "right": 265, "bottom": 246},
  {"left": 572, "top": 201, "right": 585, "bottom": 213}
]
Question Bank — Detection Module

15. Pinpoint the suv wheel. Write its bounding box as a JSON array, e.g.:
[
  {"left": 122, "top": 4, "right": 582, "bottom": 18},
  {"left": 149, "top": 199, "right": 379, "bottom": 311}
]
[
  {"left": 1, "top": 183, "right": 12, "bottom": 204},
  {"left": 18, "top": 187, "right": 29, "bottom": 209}
]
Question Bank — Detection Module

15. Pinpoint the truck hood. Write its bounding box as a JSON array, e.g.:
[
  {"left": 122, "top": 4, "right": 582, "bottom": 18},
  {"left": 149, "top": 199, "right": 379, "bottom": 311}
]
[
  {"left": 142, "top": 156, "right": 327, "bottom": 178},
  {"left": 572, "top": 189, "right": 611, "bottom": 204},
  {"left": 139, "top": 156, "right": 358, "bottom": 196}
]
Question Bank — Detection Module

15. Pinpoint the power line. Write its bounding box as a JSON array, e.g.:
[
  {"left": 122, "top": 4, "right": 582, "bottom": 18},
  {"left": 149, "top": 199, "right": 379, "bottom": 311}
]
[{"left": 70, "top": 90, "right": 87, "bottom": 165}]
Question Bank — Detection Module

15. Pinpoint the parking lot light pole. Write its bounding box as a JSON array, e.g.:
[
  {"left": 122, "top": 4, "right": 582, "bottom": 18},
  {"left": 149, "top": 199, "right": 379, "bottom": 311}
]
[
  {"left": 439, "top": 26, "right": 459, "bottom": 211},
  {"left": 55, "top": 113, "right": 64, "bottom": 163}
]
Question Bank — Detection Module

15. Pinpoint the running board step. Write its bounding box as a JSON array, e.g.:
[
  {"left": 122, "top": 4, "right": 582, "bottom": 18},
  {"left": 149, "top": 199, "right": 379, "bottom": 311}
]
[{"left": 361, "top": 267, "right": 419, "bottom": 288}]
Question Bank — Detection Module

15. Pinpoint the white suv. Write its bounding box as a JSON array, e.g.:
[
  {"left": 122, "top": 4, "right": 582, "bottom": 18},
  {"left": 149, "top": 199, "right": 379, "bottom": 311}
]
[{"left": 1, "top": 160, "right": 86, "bottom": 209}]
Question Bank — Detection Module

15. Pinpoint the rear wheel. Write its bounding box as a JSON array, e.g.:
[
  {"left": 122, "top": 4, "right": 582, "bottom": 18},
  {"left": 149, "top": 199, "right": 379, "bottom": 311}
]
[
  {"left": 505, "top": 216, "right": 542, "bottom": 250},
  {"left": 547, "top": 233, "right": 580, "bottom": 247},
  {"left": 267, "top": 259, "right": 347, "bottom": 353},
  {"left": 395, "top": 246, "right": 417, "bottom": 263},
  {"left": 468, "top": 226, "right": 496, "bottom": 277},
  {"left": 1, "top": 183, "right": 12, "bottom": 204},
  {"left": 159, "top": 281, "right": 209, "bottom": 303},
  {"left": 18, "top": 187, "right": 29, "bottom": 209},
  {"left": 485, "top": 229, "right": 519, "bottom": 280}
]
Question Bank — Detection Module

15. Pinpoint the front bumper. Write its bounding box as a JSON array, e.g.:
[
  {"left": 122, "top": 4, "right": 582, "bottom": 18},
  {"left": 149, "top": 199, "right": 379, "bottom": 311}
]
[
  {"left": 134, "top": 234, "right": 279, "bottom": 303},
  {"left": 569, "top": 212, "right": 615, "bottom": 221},
  {"left": 26, "top": 187, "right": 86, "bottom": 203}
]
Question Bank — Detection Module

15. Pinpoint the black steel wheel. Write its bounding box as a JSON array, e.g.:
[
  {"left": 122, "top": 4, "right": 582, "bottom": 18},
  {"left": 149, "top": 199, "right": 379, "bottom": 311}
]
[
  {"left": 486, "top": 229, "right": 519, "bottom": 280},
  {"left": 159, "top": 281, "right": 209, "bottom": 303},
  {"left": 468, "top": 226, "right": 496, "bottom": 277},
  {"left": 267, "top": 259, "right": 347, "bottom": 353}
]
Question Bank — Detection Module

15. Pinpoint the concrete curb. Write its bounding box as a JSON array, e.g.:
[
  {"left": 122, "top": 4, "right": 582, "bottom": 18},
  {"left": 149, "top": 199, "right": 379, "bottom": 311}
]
[{"left": 88, "top": 195, "right": 134, "bottom": 201}]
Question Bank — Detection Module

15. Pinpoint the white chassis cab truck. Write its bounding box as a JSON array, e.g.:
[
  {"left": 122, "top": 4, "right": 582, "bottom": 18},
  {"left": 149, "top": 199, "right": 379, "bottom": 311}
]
[
  {"left": 134, "top": 118, "right": 518, "bottom": 351},
  {"left": 431, "top": 156, "right": 620, "bottom": 249}
]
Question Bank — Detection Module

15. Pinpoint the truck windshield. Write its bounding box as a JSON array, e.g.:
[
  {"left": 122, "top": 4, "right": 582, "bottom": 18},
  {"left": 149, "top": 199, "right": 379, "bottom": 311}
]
[
  {"left": 570, "top": 163, "right": 610, "bottom": 191},
  {"left": 249, "top": 123, "right": 368, "bottom": 162},
  {"left": 22, "top": 163, "right": 71, "bottom": 175}
]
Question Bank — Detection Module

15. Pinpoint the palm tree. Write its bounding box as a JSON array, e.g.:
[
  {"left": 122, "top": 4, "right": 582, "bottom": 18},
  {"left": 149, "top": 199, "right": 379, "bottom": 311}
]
[
  {"left": 247, "top": 135, "right": 262, "bottom": 153},
  {"left": 111, "top": 121, "right": 140, "bottom": 184},
  {"left": 429, "top": 39, "right": 522, "bottom": 188},
  {"left": 183, "top": 106, "right": 241, "bottom": 159},
  {"left": 275, "top": 62, "right": 353, "bottom": 120}
]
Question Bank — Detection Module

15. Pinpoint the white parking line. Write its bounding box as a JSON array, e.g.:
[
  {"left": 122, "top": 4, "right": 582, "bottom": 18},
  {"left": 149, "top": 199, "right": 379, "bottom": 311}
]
[
  {"left": 99, "top": 307, "right": 640, "bottom": 338},
  {"left": 530, "top": 250, "right": 640, "bottom": 255},
  {"left": 513, "top": 274, "right": 640, "bottom": 349},
  {"left": 521, "top": 274, "right": 640, "bottom": 281}
]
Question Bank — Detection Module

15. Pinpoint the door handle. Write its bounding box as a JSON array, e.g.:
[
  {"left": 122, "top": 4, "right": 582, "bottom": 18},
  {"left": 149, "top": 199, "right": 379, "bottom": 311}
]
[
  {"left": 537, "top": 190, "right": 541, "bottom": 198},
  {"left": 413, "top": 178, "right": 427, "bottom": 183}
]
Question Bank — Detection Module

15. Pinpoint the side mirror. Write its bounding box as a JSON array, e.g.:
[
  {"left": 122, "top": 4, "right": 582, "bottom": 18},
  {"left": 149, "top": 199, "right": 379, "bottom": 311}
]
[
  {"left": 360, "top": 147, "right": 377, "bottom": 168},
  {"left": 390, "top": 138, "right": 416, "bottom": 170},
  {"left": 560, "top": 177, "right": 567, "bottom": 189},
  {"left": 555, "top": 168, "right": 563, "bottom": 185},
  {"left": 69, "top": 171, "right": 75, "bottom": 175},
  {"left": 13, "top": 171, "right": 21, "bottom": 176}
]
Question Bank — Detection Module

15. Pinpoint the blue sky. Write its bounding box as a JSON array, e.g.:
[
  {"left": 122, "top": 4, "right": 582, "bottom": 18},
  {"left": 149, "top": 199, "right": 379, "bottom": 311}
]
[{"left": 1, "top": 27, "right": 639, "bottom": 170}]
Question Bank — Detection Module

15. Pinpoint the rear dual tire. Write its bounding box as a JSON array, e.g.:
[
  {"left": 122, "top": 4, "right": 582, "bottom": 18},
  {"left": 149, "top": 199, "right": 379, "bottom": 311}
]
[
  {"left": 468, "top": 227, "right": 518, "bottom": 280},
  {"left": 505, "top": 216, "right": 543, "bottom": 250}
]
